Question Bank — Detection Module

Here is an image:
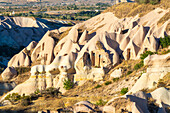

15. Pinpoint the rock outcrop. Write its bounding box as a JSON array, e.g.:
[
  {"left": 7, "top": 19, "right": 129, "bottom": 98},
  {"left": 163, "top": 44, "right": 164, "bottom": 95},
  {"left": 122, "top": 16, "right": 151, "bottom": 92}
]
[
  {"left": 1, "top": 67, "right": 17, "bottom": 81},
  {"left": 129, "top": 53, "right": 170, "bottom": 94},
  {"left": 1, "top": 7, "right": 170, "bottom": 99}
]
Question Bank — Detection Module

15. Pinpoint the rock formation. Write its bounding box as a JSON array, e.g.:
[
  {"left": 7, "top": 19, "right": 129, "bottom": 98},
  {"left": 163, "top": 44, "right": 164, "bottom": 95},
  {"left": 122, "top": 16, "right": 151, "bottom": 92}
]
[{"left": 0, "top": 7, "right": 169, "bottom": 102}]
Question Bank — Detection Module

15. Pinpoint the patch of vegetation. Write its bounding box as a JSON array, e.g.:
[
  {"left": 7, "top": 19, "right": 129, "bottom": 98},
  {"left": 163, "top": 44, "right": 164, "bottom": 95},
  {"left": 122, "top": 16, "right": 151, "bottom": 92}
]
[
  {"left": 140, "top": 51, "right": 155, "bottom": 60},
  {"left": 4, "top": 93, "right": 31, "bottom": 106},
  {"left": 159, "top": 35, "right": 170, "bottom": 48},
  {"left": 157, "top": 72, "right": 170, "bottom": 88},
  {"left": 59, "top": 28, "right": 71, "bottom": 40},
  {"left": 157, "top": 79, "right": 166, "bottom": 87},
  {"left": 157, "top": 11, "right": 170, "bottom": 26},
  {"left": 135, "top": 0, "right": 160, "bottom": 5},
  {"left": 160, "top": 49, "right": 170, "bottom": 54},
  {"left": 15, "top": 67, "right": 31, "bottom": 75},
  {"left": 104, "top": 81, "right": 112, "bottom": 85},
  {"left": 95, "top": 99, "right": 107, "bottom": 106},
  {"left": 95, "top": 84, "right": 102, "bottom": 88},
  {"left": 40, "top": 87, "right": 62, "bottom": 98},
  {"left": 49, "top": 32, "right": 59, "bottom": 43},
  {"left": 63, "top": 79, "right": 74, "bottom": 90},
  {"left": 134, "top": 51, "right": 156, "bottom": 70},
  {"left": 112, "top": 78, "right": 119, "bottom": 82},
  {"left": 5, "top": 93, "right": 21, "bottom": 102},
  {"left": 134, "top": 61, "right": 144, "bottom": 70},
  {"left": 103, "top": 0, "right": 170, "bottom": 18},
  {"left": 120, "top": 87, "right": 128, "bottom": 95},
  {"left": 127, "top": 71, "right": 132, "bottom": 75}
]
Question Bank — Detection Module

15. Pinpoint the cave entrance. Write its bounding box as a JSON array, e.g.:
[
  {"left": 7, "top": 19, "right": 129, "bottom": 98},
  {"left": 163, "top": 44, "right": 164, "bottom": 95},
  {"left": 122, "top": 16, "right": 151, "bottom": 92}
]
[
  {"left": 127, "top": 48, "right": 131, "bottom": 60},
  {"left": 91, "top": 51, "right": 95, "bottom": 66}
]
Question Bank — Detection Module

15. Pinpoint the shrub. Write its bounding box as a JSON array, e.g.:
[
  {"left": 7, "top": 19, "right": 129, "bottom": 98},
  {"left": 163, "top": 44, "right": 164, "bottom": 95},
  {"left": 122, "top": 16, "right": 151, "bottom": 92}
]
[
  {"left": 5, "top": 93, "right": 21, "bottom": 102},
  {"left": 140, "top": 51, "right": 154, "bottom": 60},
  {"left": 134, "top": 61, "right": 144, "bottom": 70},
  {"left": 20, "top": 99, "right": 30, "bottom": 106},
  {"left": 120, "top": 87, "right": 128, "bottom": 95},
  {"left": 42, "top": 87, "right": 61, "bottom": 97},
  {"left": 160, "top": 35, "right": 170, "bottom": 48},
  {"left": 160, "top": 49, "right": 170, "bottom": 54},
  {"left": 127, "top": 71, "right": 132, "bottom": 75},
  {"left": 34, "top": 89, "right": 40, "bottom": 95},
  {"left": 112, "top": 78, "right": 119, "bottom": 82},
  {"left": 95, "top": 84, "right": 102, "bottom": 88},
  {"left": 95, "top": 99, "right": 107, "bottom": 106},
  {"left": 63, "top": 79, "right": 74, "bottom": 90},
  {"left": 104, "top": 81, "right": 112, "bottom": 85}
]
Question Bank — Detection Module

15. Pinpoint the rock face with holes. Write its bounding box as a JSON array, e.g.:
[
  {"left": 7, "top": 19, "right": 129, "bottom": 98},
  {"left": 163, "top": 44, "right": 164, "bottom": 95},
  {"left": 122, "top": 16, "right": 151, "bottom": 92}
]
[
  {"left": 1, "top": 7, "right": 169, "bottom": 98},
  {"left": 31, "top": 31, "right": 55, "bottom": 65}
]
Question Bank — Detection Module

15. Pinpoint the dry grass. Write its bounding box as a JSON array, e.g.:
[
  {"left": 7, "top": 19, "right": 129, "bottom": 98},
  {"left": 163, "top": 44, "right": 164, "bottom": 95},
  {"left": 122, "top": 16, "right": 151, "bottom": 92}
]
[
  {"left": 157, "top": 11, "right": 170, "bottom": 26},
  {"left": 107, "top": 97, "right": 132, "bottom": 113},
  {"left": 58, "top": 28, "right": 71, "bottom": 40},
  {"left": 157, "top": 72, "right": 170, "bottom": 88},
  {"left": 89, "top": 24, "right": 105, "bottom": 34},
  {"left": 11, "top": 71, "right": 31, "bottom": 85},
  {"left": 103, "top": 0, "right": 170, "bottom": 18}
]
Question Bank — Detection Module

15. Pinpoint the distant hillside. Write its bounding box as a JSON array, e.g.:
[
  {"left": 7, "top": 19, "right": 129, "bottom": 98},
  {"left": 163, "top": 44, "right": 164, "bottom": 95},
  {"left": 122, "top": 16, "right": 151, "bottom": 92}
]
[{"left": 104, "top": 0, "right": 170, "bottom": 18}]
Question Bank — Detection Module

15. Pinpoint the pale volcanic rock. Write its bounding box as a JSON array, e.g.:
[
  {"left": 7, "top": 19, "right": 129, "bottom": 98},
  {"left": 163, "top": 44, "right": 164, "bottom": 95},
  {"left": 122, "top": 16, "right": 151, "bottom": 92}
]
[
  {"left": 13, "top": 17, "right": 39, "bottom": 28},
  {"left": 144, "top": 53, "right": 170, "bottom": 67},
  {"left": 58, "top": 26, "right": 71, "bottom": 33},
  {"left": 79, "top": 30, "right": 89, "bottom": 45},
  {"left": 1, "top": 7, "right": 170, "bottom": 101},
  {"left": 26, "top": 41, "right": 37, "bottom": 51},
  {"left": 128, "top": 53, "right": 170, "bottom": 94},
  {"left": 1, "top": 67, "right": 17, "bottom": 81},
  {"left": 110, "top": 68, "right": 122, "bottom": 78},
  {"left": 8, "top": 51, "right": 30, "bottom": 67},
  {"left": 31, "top": 31, "right": 55, "bottom": 65},
  {"left": 151, "top": 87, "right": 170, "bottom": 106}
]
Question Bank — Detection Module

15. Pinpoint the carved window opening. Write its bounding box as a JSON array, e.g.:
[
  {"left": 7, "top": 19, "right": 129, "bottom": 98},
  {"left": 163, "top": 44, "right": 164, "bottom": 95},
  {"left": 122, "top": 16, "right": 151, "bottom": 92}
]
[
  {"left": 42, "top": 43, "right": 45, "bottom": 51},
  {"left": 127, "top": 48, "right": 131, "bottom": 60}
]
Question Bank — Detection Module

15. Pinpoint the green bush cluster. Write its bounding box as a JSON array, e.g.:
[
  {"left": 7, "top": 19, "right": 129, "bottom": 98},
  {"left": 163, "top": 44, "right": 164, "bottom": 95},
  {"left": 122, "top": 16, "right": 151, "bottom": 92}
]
[
  {"left": 112, "top": 78, "right": 119, "bottom": 82},
  {"left": 95, "top": 99, "right": 107, "bottom": 106},
  {"left": 127, "top": 71, "right": 132, "bottom": 75},
  {"left": 41, "top": 87, "right": 62, "bottom": 97},
  {"left": 120, "top": 87, "right": 128, "bottom": 95},
  {"left": 134, "top": 50, "right": 156, "bottom": 70},
  {"left": 5, "top": 93, "right": 21, "bottom": 102},
  {"left": 134, "top": 61, "right": 144, "bottom": 70},
  {"left": 5, "top": 93, "right": 32, "bottom": 106},
  {"left": 140, "top": 51, "right": 154, "bottom": 60},
  {"left": 160, "top": 35, "right": 170, "bottom": 48},
  {"left": 104, "top": 81, "right": 112, "bottom": 85},
  {"left": 63, "top": 79, "right": 74, "bottom": 90},
  {"left": 135, "top": 0, "right": 160, "bottom": 5},
  {"left": 95, "top": 84, "right": 102, "bottom": 88}
]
